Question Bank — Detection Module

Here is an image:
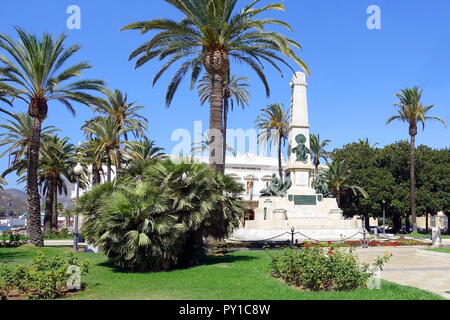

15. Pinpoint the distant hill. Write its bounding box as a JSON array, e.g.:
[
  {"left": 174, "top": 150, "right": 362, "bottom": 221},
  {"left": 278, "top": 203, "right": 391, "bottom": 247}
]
[
  {"left": 0, "top": 189, "right": 27, "bottom": 215},
  {"left": 0, "top": 185, "right": 74, "bottom": 216}
]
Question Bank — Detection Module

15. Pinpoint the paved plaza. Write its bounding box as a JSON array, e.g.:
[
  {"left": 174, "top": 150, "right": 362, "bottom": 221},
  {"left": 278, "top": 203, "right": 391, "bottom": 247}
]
[{"left": 356, "top": 246, "right": 450, "bottom": 299}]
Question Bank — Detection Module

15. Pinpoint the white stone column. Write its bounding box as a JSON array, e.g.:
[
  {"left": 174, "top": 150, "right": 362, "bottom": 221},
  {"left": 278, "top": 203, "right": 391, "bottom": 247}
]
[{"left": 288, "top": 72, "right": 311, "bottom": 166}]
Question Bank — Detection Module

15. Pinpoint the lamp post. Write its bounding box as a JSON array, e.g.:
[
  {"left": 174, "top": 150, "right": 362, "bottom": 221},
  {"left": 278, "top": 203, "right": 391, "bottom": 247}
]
[
  {"left": 382, "top": 200, "right": 386, "bottom": 236},
  {"left": 73, "top": 163, "right": 83, "bottom": 252}
]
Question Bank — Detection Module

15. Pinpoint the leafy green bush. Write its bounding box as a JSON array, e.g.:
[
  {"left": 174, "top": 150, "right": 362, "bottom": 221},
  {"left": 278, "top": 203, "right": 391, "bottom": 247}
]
[
  {"left": 0, "top": 251, "right": 89, "bottom": 300},
  {"left": 43, "top": 230, "right": 73, "bottom": 240},
  {"left": 0, "top": 231, "right": 27, "bottom": 248},
  {"left": 80, "top": 159, "right": 244, "bottom": 272},
  {"left": 270, "top": 245, "right": 390, "bottom": 291}
]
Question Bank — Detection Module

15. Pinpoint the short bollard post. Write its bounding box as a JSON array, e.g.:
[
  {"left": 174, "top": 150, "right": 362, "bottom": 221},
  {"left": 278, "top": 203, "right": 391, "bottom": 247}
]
[{"left": 291, "top": 227, "right": 295, "bottom": 246}]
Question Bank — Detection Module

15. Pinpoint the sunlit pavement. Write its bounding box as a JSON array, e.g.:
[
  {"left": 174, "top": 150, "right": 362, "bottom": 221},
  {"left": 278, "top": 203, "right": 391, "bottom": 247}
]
[
  {"left": 356, "top": 246, "right": 450, "bottom": 299},
  {"left": 44, "top": 240, "right": 86, "bottom": 247}
]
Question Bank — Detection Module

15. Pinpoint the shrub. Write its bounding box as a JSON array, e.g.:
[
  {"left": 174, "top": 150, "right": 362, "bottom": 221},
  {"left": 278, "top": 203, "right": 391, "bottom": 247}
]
[
  {"left": 0, "top": 231, "right": 28, "bottom": 248},
  {"left": 43, "top": 230, "right": 73, "bottom": 240},
  {"left": 0, "top": 265, "right": 16, "bottom": 300},
  {"left": 270, "top": 245, "right": 390, "bottom": 292},
  {"left": 0, "top": 251, "right": 89, "bottom": 300},
  {"left": 81, "top": 159, "right": 244, "bottom": 272}
]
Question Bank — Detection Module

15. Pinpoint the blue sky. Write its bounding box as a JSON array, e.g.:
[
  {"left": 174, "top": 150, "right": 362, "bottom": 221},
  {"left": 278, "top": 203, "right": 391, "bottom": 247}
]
[{"left": 0, "top": 0, "right": 449, "bottom": 188}]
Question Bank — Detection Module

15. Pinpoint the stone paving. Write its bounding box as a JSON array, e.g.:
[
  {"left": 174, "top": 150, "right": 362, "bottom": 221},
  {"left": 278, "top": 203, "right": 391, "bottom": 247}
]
[{"left": 355, "top": 246, "right": 450, "bottom": 299}]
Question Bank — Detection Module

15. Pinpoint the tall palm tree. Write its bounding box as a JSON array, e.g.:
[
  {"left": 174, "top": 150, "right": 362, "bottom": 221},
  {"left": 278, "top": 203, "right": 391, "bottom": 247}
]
[
  {"left": 255, "top": 103, "right": 290, "bottom": 182},
  {"left": 81, "top": 117, "right": 131, "bottom": 183},
  {"left": 322, "top": 160, "right": 368, "bottom": 208},
  {"left": 39, "top": 136, "right": 76, "bottom": 231},
  {"left": 122, "top": 0, "right": 309, "bottom": 172},
  {"left": 76, "top": 143, "right": 104, "bottom": 185},
  {"left": 198, "top": 74, "right": 250, "bottom": 169},
  {"left": 310, "top": 134, "right": 331, "bottom": 178},
  {"left": 89, "top": 89, "right": 149, "bottom": 171},
  {"left": 0, "top": 28, "right": 104, "bottom": 246},
  {"left": 0, "top": 112, "right": 58, "bottom": 166},
  {"left": 386, "top": 87, "right": 447, "bottom": 232},
  {"left": 93, "top": 90, "right": 148, "bottom": 139}
]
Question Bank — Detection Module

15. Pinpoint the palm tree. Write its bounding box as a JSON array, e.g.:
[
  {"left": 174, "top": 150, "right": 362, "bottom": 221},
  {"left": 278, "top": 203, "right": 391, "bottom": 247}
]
[
  {"left": 198, "top": 74, "right": 250, "bottom": 169},
  {"left": 122, "top": 0, "right": 309, "bottom": 172},
  {"left": 76, "top": 142, "right": 104, "bottom": 185},
  {"left": 358, "top": 138, "right": 379, "bottom": 148},
  {"left": 39, "top": 136, "right": 76, "bottom": 231},
  {"left": 0, "top": 28, "right": 104, "bottom": 246},
  {"left": 0, "top": 112, "right": 58, "bottom": 166},
  {"left": 310, "top": 134, "right": 331, "bottom": 178},
  {"left": 386, "top": 87, "right": 447, "bottom": 232},
  {"left": 123, "top": 138, "right": 165, "bottom": 163},
  {"left": 255, "top": 103, "right": 290, "bottom": 182},
  {"left": 90, "top": 89, "right": 149, "bottom": 171},
  {"left": 81, "top": 117, "right": 131, "bottom": 183},
  {"left": 0, "top": 89, "right": 17, "bottom": 119},
  {"left": 322, "top": 160, "right": 368, "bottom": 208}
]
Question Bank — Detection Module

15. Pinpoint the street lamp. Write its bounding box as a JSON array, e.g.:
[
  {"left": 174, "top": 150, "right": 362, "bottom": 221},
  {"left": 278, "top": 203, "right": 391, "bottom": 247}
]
[
  {"left": 73, "top": 163, "right": 83, "bottom": 252},
  {"left": 382, "top": 200, "right": 386, "bottom": 236}
]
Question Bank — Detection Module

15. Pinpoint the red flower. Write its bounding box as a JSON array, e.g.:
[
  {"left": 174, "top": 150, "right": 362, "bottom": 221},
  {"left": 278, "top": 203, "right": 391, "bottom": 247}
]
[
  {"left": 328, "top": 241, "right": 332, "bottom": 245},
  {"left": 305, "top": 244, "right": 309, "bottom": 248},
  {"left": 328, "top": 251, "right": 334, "bottom": 255}
]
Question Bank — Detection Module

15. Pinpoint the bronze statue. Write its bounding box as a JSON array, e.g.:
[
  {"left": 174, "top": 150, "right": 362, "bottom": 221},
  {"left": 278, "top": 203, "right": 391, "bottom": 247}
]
[
  {"left": 292, "top": 134, "right": 311, "bottom": 163},
  {"left": 260, "top": 172, "right": 292, "bottom": 197}
]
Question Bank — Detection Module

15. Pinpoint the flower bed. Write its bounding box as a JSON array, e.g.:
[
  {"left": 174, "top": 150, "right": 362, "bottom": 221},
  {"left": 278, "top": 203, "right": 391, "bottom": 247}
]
[
  {"left": 227, "top": 239, "right": 427, "bottom": 249},
  {"left": 270, "top": 246, "right": 391, "bottom": 292}
]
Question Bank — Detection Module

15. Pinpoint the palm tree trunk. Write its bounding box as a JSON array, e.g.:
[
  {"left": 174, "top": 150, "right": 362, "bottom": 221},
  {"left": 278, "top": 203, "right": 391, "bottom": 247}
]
[
  {"left": 43, "top": 182, "right": 53, "bottom": 233},
  {"left": 27, "top": 117, "right": 44, "bottom": 246},
  {"left": 115, "top": 148, "right": 122, "bottom": 177},
  {"left": 209, "top": 73, "right": 224, "bottom": 173},
  {"left": 51, "top": 185, "right": 58, "bottom": 231},
  {"left": 410, "top": 133, "right": 417, "bottom": 232},
  {"left": 393, "top": 213, "right": 402, "bottom": 234},
  {"left": 92, "top": 164, "right": 101, "bottom": 185},
  {"left": 222, "top": 98, "right": 228, "bottom": 174},
  {"left": 107, "top": 153, "right": 112, "bottom": 183},
  {"left": 278, "top": 134, "right": 283, "bottom": 182}
]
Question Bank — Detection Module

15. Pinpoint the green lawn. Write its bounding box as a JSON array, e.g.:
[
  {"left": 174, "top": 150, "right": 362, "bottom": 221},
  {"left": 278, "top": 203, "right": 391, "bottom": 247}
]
[
  {"left": 426, "top": 248, "right": 450, "bottom": 254},
  {"left": 394, "top": 232, "right": 450, "bottom": 239},
  {"left": 0, "top": 246, "right": 443, "bottom": 300}
]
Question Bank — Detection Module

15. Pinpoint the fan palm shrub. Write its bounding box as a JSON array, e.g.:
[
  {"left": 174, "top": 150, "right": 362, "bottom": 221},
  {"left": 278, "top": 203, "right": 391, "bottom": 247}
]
[
  {"left": 122, "top": 0, "right": 308, "bottom": 172},
  {"left": 0, "top": 28, "right": 104, "bottom": 246},
  {"left": 80, "top": 159, "right": 244, "bottom": 272}
]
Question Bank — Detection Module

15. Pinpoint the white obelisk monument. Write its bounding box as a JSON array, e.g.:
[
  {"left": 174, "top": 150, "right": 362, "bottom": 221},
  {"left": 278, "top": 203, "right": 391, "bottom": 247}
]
[
  {"left": 231, "top": 71, "right": 364, "bottom": 242},
  {"left": 286, "top": 72, "right": 316, "bottom": 195}
]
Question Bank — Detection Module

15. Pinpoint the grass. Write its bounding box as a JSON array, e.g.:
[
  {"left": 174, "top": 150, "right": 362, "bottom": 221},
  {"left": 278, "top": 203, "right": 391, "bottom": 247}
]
[
  {"left": 426, "top": 248, "right": 450, "bottom": 254},
  {"left": 0, "top": 246, "right": 443, "bottom": 300},
  {"left": 394, "top": 232, "right": 450, "bottom": 239}
]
